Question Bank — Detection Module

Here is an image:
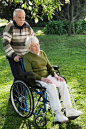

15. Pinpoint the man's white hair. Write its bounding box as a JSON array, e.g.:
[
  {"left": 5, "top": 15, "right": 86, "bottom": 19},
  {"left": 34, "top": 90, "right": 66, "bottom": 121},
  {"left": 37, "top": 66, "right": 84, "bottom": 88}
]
[
  {"left": 13, "top": 8, "right": 25, "bottom": 16},
  {"left": 25, "top": 36, "right": 39, "bottom": 51}
]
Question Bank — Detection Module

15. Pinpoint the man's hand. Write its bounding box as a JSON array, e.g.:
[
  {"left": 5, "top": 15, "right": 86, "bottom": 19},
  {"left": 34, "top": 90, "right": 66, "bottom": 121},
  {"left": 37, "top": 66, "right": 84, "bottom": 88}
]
[
  {"left": 14, "top": 55, "right": 21, "bottom": 62},
  {"left": 41, "top": 77, "right": 53, "bottom": 84},
  {"left": 54, "top": 74, "right": 64, "bottom": 82}
]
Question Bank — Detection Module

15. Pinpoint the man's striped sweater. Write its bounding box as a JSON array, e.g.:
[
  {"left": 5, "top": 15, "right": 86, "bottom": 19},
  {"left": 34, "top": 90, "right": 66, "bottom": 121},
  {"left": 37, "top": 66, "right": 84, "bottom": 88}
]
[{"left": 3, "top": 20, "right": 35, "bottom": 58}]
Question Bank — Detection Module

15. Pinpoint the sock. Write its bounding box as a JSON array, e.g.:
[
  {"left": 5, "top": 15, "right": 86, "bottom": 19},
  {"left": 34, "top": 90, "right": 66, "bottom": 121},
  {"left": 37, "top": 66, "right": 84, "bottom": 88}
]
[{"left": 65, "top": 105, "right": 71, "bottom": 112}]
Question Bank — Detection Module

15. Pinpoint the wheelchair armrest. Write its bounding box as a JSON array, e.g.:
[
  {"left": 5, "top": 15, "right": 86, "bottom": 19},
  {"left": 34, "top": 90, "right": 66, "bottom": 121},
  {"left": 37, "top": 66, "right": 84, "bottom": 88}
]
[
  {"left": 20, "top": 72, "right": 36, "bottom": 87},
  {"left": 20, "top": 71, "right": 36, "bottom": 80},
  {"left": 52, "top": 65, "right": 59, "bottom": 70},
  {"left": 36, "top": 82, "right": 46, "bottom": 90},
  {"left": 20, "top": 72, "right": 33, "bottom": 76},
  {"left": 52, "top": 65, "right": 60, "bottom": 75}
]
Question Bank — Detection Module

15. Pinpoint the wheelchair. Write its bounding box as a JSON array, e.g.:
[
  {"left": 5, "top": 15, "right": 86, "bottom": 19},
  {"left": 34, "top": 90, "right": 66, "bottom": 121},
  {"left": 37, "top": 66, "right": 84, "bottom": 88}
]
[{"left": 10, "top": 59, "right": 78, "bottom": 127}]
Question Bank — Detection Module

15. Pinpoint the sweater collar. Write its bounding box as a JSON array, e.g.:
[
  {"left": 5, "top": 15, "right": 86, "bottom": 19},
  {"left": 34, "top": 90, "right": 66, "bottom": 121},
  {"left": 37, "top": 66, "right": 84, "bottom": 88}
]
[{"left": 13, "top": 20, "right": 26, "bottom": 30}]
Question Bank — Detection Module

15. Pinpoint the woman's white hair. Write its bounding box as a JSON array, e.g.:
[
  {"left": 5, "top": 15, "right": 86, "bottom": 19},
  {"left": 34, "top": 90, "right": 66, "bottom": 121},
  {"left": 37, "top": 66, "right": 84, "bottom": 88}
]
[{"left": 25, "top": 36, "right": 39, "bottom": 51}]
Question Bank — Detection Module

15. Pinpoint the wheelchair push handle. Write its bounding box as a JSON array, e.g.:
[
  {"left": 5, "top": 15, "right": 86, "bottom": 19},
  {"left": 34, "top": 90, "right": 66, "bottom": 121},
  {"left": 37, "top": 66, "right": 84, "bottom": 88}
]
[{"left": 20, "top": 58, "right": 24, "bottom": 72}]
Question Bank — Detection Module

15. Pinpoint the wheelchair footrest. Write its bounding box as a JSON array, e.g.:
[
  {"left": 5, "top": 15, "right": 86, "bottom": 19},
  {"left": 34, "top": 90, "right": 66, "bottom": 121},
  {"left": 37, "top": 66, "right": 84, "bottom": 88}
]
[
  {"left": 68, "top": 115, "right": 80, "bottom": 120},
  {"left": 53, "top": 121, "right": 61, "bottom": 125},
  {"left": 53, "top": 120, "right": 68, "bottom": 125}
]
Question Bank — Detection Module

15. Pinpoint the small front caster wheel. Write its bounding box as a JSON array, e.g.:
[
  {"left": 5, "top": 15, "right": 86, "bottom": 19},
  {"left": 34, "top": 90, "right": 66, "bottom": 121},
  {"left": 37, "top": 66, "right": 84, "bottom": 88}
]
[{"left": 34, "top": 114, "right": 47, "bottom": 127}]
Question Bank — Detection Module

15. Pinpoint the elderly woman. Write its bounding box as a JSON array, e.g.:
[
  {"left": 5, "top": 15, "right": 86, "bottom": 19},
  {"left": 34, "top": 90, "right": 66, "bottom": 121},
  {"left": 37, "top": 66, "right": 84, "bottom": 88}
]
[{"left": 23, "top": 36, "right": 82, "bottom": 123}]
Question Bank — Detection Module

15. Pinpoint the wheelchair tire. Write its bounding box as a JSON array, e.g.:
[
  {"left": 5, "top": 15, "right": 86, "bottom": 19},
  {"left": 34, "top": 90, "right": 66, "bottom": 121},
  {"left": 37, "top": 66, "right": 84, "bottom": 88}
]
[
  {"left": 34, "top": 114, "right": 47, "bottom": 127},
  {"left": 10, "top": 80, "right": 34, "bottom": 118}
]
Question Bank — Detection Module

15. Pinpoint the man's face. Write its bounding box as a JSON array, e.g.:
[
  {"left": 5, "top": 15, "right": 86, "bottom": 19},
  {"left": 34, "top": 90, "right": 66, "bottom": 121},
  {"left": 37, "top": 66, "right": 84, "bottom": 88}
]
[{"left": 13, "top": 11, "right": 25, "bottom": 26}]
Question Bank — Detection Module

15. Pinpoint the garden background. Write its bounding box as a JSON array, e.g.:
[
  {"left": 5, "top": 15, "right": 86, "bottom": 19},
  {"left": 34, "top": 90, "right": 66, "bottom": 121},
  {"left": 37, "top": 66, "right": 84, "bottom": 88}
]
[{"left": 0, "top": 0, "right": 86, "bottom": 128}]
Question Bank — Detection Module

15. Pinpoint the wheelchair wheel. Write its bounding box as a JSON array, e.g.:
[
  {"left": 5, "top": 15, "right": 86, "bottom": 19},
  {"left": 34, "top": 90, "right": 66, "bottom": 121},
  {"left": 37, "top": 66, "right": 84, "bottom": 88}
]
[
  {"left": 10, "top": 80, "right": 34, "bottom": 118},
  {"left": 34, "top": 114, "right": 47, "bottom": 127}
]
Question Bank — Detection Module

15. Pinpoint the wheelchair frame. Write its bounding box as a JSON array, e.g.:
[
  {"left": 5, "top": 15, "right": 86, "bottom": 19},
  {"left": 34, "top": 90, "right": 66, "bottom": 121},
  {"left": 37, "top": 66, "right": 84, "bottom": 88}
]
[{"left": 10, "top": 59, "right": 77, "bottom": 127}]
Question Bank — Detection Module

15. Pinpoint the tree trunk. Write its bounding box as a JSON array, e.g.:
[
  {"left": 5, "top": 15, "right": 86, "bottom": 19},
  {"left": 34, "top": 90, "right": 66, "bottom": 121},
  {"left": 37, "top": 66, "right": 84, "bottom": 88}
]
[
  {"left": 68, "top": 0, "right": 73, "bottom": 36},
  {"left": 68, "top": 20, "right": 72, "bottom": 36}
]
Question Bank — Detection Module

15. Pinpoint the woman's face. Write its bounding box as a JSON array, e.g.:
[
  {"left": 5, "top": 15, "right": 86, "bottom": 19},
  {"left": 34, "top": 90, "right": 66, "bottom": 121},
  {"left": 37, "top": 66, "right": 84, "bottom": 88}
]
[{"left": 29, "top": 42, "right": 40, "bottom": 55}]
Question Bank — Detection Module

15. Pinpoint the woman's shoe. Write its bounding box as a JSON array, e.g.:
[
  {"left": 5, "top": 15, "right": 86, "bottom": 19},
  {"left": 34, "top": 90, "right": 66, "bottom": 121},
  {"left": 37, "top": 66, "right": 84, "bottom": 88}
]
[
  {"left": 56, "top": 111, "right": 69, "bottom": 123},
  {"left": 66, "top": 108, "right": 82, "bottom": 118}
]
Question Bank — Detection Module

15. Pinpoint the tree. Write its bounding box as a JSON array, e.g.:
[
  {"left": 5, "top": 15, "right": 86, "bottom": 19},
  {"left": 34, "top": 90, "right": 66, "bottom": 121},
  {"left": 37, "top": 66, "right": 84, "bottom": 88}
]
[
  {"left": 56, "top": 0, "right": 86, "bottom": 36},
  {"left": 0, "top": 0, "right": 70, "bottom": 22},
  {"left": 0, "top": 0, "right": 22, "bottom": 21}
]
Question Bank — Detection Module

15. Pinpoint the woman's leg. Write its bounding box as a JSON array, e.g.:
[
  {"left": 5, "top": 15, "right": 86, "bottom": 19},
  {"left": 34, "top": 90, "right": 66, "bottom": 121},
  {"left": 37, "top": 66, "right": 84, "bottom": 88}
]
[
  {"left": 47, "top": 75, "right": 72, "bottom": 108},
  {"left": 36, "top": 80, "right": 69, "bottom": 122},
  {"left": 47, "top": 75, "right": 82, "bottom": 118},
  {"left": 36, "top": 80, "right": 61, "bottom": 112}
]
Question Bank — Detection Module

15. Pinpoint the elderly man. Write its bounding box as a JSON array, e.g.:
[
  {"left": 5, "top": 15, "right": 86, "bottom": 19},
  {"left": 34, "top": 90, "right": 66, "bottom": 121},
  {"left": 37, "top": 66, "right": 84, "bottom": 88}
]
[{"left": 3, "top": 8, "right": 35, "bottom": 82}]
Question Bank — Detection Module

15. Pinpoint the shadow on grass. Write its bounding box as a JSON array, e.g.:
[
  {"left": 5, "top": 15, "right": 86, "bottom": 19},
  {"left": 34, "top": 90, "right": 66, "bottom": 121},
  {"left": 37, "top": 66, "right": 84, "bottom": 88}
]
[
  {"left": 58, "top": 120, "right": 82, "bottom": 129},
  {"left": 1, "top": 93, "right": 83, "bottom": 129},
  {"left": 0, "top": 92, "right": 83, "bottom": 129},
  {"left": 1, "top": 100, "right": 40, "bottom": 129}
]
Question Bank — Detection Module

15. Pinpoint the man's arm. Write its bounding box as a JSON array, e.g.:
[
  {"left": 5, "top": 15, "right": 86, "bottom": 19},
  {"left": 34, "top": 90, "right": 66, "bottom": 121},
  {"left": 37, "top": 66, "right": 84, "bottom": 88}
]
[
  {"left": 3, "top": 22, "right": 21, "bottom": 62},
  {"left": 3, "top": 22, "right": 15, "bottom": 58}
]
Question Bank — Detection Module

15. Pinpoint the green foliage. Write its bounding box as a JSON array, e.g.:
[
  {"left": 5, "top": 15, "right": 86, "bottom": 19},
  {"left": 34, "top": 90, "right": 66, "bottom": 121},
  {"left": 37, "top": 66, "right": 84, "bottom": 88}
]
[
  {"left": 0, "top": 0, "right": 70, "bottom": 24},
  {"left": 72, "top": 19, "right": 86, "bottom": 34},
  {"left": 43, "top": 20, "right": 69, "bottom": 35},
  {"left": 0, "top": 19, "right": 8, "bottom": 27},
  {"left": 44, "top": 19, "right": 86, "bottom": 35},
  {"left": 9, "top": 0, "right": 66, "bottom": 22},
  {"left": 15, "top": 0, "right": 23, "bottom": 3},
  {"left": 31, "top": 0, "right": 62, "bottom": 22}
]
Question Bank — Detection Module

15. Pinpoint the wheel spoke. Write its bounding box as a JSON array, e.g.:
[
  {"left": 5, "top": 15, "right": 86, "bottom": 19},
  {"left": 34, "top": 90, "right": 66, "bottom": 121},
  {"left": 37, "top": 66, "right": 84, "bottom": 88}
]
[{"left": 10, "top": 80, "right": 34, "bottom": 118}]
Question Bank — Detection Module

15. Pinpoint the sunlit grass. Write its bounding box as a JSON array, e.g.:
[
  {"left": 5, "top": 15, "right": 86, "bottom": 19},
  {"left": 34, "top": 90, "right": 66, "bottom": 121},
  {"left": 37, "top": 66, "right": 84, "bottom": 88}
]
[{"left": 0, "top": 19, "right": 8, "bottom": 27}]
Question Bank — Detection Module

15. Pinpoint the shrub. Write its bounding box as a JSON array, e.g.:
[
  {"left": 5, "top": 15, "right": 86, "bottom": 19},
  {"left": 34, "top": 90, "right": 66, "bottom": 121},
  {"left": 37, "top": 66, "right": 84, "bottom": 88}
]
[
  {"left": 81, "top": 19, "right": 86, "bottom": 34},
  {"left": 72, "top": 19, "right": 84, "bottom": 34},
  {"left": 43, "top": 20, "right": 68, "bottom": 35},
  {"left": 43, "top": 19, "right": 86, "bottom": 35}
]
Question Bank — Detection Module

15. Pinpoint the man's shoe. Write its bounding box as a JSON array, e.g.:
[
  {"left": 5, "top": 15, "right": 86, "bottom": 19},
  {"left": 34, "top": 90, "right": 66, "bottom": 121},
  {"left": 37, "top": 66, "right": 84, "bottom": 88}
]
[
  {"left": 66, "top": 108, "right": 82, "bottom": 118},
  {"left": 56, "top": 111, "right": 69, "bottom": 123}
]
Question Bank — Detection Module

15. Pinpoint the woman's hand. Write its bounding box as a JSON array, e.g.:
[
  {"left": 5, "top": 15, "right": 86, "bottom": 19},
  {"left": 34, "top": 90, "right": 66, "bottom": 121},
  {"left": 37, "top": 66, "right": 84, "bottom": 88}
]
[
  {"left": 54, "top": 74, "right": 64, "bottom": 82},
  {"left": 41, "top": 77, "right": 53, "bottom": 84}
]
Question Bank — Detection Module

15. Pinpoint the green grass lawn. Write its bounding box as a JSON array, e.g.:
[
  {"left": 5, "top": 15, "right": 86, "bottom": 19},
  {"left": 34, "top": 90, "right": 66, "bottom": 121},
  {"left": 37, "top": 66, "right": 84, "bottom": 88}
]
[{"left": 0, "top": 26, "right": 86, "bottom": 129}]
